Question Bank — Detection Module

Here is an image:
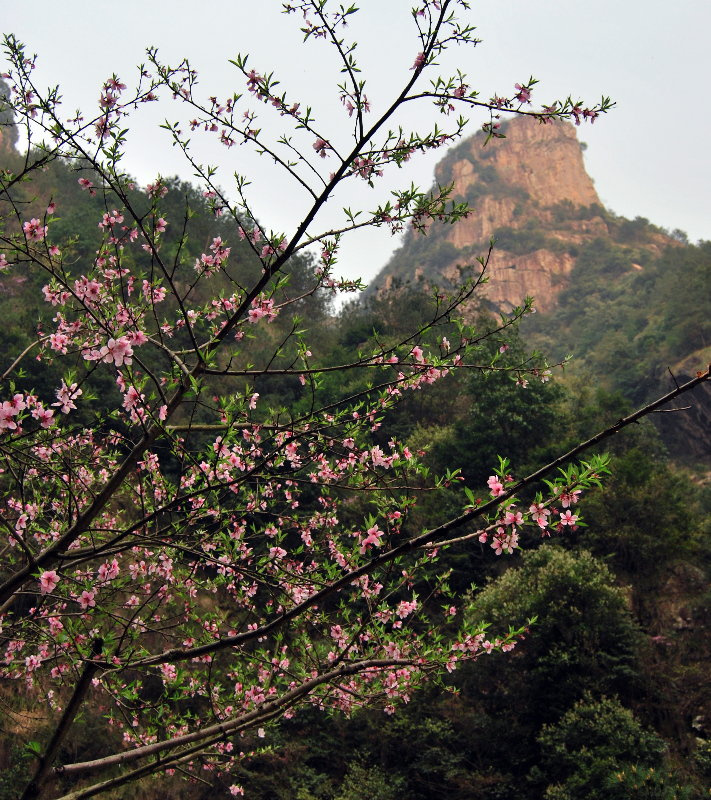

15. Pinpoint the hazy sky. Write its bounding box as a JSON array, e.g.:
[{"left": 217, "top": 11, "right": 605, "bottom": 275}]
[{"left": 2, "top": 1, "right": 709, "bottom": 285}]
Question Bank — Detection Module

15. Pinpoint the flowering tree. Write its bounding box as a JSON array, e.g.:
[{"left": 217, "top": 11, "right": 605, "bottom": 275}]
[{"left": 0, "top": 2, "right": 706, "bottom": 798}]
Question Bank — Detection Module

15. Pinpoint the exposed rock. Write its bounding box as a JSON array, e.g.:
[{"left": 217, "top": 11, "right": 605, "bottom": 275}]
[
  {"left": 442, "top": 247, "right": 576, "bottom": 313},
  {"left": 368, "top": 115, "right": 673, "bottom": 312},
  {"left": 437, "top": 115, "right": 600, "bottom": 215}
]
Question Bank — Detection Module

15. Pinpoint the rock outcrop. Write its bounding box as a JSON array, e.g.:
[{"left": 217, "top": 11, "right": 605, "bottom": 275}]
[{"left": 369, "top": 116, "right": 671, "bottom": 312}]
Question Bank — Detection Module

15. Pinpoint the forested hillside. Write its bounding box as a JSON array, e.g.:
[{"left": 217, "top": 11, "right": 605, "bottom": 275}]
[{"left": 368, "top": 116, "right": 710, "bottom": 465}]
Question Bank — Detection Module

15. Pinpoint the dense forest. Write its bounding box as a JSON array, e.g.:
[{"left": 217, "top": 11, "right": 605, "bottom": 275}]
[{"left": 0, "top": 111, "right": 709, "bottom": 799}]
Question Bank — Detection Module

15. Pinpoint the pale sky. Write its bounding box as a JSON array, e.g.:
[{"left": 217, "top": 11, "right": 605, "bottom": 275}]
[{"left": 2, "top": 1, "right": 709, "bottom": 285}]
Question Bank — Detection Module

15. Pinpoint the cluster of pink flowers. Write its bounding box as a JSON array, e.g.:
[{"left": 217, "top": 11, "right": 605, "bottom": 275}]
[
  {"left": 142, "top": 280, "right": 167, "bottom": 304},
  {"left": 0, "top": 394, "right": 26, "bottom": 432},
  {"left": 42, "top": 283, "right": 71, "bottom": 306},
  {"left": 195, "top": 236, "right": 231, "bottom": 275},
  {"left": 23, "top": 218, "right": 48, "bottom": 241},
  {"left": 98, "top": 209, "right": 124, "bottom": 230},
  {"left": 146, "top": 180, "right": 169, "bottom": 198},
  {"left": 239, "top": 225, "right": 262, "bottom": 245},
  {"left": 487, "top": 475, "right": 506, "bottom": 497},
  {"left": 396, "top": 599, "right": 417, "bottom": 619},
  {"left": 514, "top": 82, "right": 532, "bottom": 104},
  {"left": 340, "top": 92, "right": 370, "bottom": 117},
  {"left": 53, "top": 381, "right": 83, "bottom": 414},
  {"left": 74, "top": 275, "right": 103, "bottom": 304},
  {"left": 313, "top": 138, "right": 331, "bottom": 158},
  {"left": 529, "top": 502, "right": 551, "bottom": 529},
  {"left": 39, "top": 569, "right": 59, "bottom": 595},
  {"left": 97, "top": 558, "right": 120, "bottom": 584},
  {"left": 350, "top": 156, "right": 382, "bottom": 180},
  {"left": 260, "top": 238, "right": 288, "bottom": 260},
  {"left": 359, "top": 525, "right": 383, "bottom": 554},
  {"left": 78, "top": 177, "right": 96, "bottom": 196},
  {"left": 86, "top": 336, "right": 134, "bottom": 367},
  {"left": 78, "top": 590, "right": 96, "bottom": 610},
  {"left": 248, "top": 296, "right": 278, "bottom": 324},
  {"left": 0, "top": 392, "right": 58, "bottom": 432}
]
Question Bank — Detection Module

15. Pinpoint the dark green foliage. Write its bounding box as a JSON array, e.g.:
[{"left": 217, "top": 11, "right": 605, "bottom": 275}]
[
  {"left": 425, "top": 364, "right": 562, "bottom": 487},
  {"left": 492, "top": 224, "right": 556, "bottom": 254},
  {"left": 524, "top": 237, "right": 710, "bottom": 407},
  {"left": 547, "top": 200, "right": 606, "bottom": 222},
  {"left": 466, "top": 546, "right": 642, "bottom": 724},
  {"left": 569, "top": 447, "right": 709, "bottom": 585},
  {"left": 535, "top": 695, "right": 680, "bottom": 800}
]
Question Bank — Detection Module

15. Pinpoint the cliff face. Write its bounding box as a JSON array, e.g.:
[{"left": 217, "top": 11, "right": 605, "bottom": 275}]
[
  {"left": 438, "top": 116, "right": 600, "bottom": 240},
  {"left": 370, "top": 116, "right": 672, "bottom": 312}
]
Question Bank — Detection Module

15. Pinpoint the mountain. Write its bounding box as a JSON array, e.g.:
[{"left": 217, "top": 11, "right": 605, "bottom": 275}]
[
  {"left": 368, "top": 116, "right": 675, "bottom": 312},
  {"left": 367, "top": 116, "right": 710, "bottom": 464}
]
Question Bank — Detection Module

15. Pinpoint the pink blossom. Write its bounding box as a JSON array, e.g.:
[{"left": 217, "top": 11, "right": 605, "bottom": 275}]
[
  {"left": 559, "top": 489, "right": 581, "bottom": 508},
  {"left": 487, "top": 475, "right": 505, "bottom": 497},
  {"left": 313, "top": 138, "right": 331, "bottom": 158},
  {"left": 248, "top": 297, "right": 277, "bottom": 324},
  {"left": 7, "top": 394, "right": 25, "bottom": 413},
  {"left": 122, "top": 386, "right": 144, "bottom": 411},
  {"left": 410, "top": 345, "right": 425, "bottom": 363},
  {"left": 411, "top": 52, "right": 426, "bottom": 70},
  {"left": 53, "top": 381, "right": 83, "bottom": 414},
  {"left": 78, "top": 177, "right": 96, "bottom": 196},
  {"left": 559, "top": 510, "right": 579, "bottom": 526},
  {"left": 503, "top": 509, "right": 524, "bottom": 527},
  {"left": 396, "top": 599, "right": 417, "bottom": 619},
  {"left": 25, "top": 654, "right": 42, "bottom": 672},
  {"left": 155, "top": 217, "right": 168, "bottom": 233},
  {"left": 97, "top": 559, "right": 120, "bottom": 583},
  {"left": 99, "top": 337, "right": 134, "bottom": 367},
  {"left": 39, "top": 570, "right": 60, "bottom": 594},
  {"left": 23, "top": 218, "right": 48, "bottom": 241},
  {"left": 31, "top": 405, "right": 55, "bottom": 428},
  {"left": 146, "top": 181, "right": 168, "bottom": 198},
  {"left": 239, "top": 226, "right": 261, "bottom": 244},
  {"left": 359, "top": 525, "right": 383, "bottom": 554},
  {"left": 529, "top": 502, "right": 551, "bottom": 529},
  {"left": 127, "top": 329, "right": 148, "bottom": 346},
  {"left": 0, "top": 402, "right": 19, "bottom": 431},
  {"left": 78, "top": 590, "right": 96, "bottom": 610},
  {"left": 99, "top": 209, "right": 124, "bottom": 229},
  {"left": 370, "top": 446, "right": 393, "bottom": 468},
  {"left": 514, "top": 83, "right": 532, "bottom": 104}
]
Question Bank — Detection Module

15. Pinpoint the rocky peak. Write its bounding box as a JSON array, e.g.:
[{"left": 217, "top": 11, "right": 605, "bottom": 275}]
[
  {"left": 436, "top": 115, "right": 600, "bottom": 228},
  {"left": 368, "top": 116, "right": 671, "bottom": 312}
]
